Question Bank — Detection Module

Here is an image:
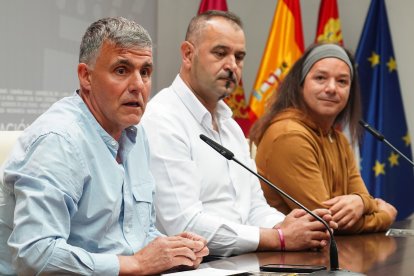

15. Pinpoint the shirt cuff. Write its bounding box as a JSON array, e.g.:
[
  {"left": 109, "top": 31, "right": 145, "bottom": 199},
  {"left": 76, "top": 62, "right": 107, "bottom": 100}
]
[
  {"left": 91, "top": 253, "right": 119, "bottom": 276},
  {"left": 232, "top": 223, "right": 261, "bottom": 253}
]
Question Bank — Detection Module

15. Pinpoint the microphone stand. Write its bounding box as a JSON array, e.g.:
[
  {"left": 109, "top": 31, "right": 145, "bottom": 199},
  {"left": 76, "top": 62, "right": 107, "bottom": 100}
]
[
  {"left": 200, "top": 134, "right": 365, "bottom": 275},
  {"left": 359, "top": 120, "right": 414, "bottom": 167},
  {"left": 231, "top": 157, "right": 338, "bottom": 270}
]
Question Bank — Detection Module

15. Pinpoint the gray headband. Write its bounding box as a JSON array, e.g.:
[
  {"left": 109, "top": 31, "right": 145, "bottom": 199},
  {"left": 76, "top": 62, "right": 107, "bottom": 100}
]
[{"left": 301, "top": 44, "right": 353, "bottom": 83}]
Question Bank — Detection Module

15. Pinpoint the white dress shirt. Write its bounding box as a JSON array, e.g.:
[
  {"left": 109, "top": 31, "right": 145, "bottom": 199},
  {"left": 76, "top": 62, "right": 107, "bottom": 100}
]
[{"left": 141, "top": 75, "right": 285, "bottom": 256}]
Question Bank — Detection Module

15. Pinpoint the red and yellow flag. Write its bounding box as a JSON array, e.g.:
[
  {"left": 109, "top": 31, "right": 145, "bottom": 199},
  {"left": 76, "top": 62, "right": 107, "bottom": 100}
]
[
  {"left": 198, "top": 0, "right": 227, "bottom": 13},
  {"left": 315, "top": 0, "right": 361, "bottom": 165},
  {"left": 197, "top": 0, "right": 251, "bottom": 136},
  {"left": 248, "top": 0, "right": 304, "bottom": 125},
  {"left": 315, "top": 0, "right": 343, "bottom": 45}
]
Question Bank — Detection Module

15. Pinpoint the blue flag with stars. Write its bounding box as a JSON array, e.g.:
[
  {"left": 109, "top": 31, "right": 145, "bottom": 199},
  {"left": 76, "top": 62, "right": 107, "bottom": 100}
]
[{"left": 356, "top": 0, "right": 414, "bottom": 220}]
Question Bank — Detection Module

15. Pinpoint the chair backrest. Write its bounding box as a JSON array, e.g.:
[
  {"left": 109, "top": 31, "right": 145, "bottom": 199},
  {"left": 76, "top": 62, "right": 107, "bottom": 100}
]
[{"left": 0, "top": 131, "right": 23, "bottom": 166}]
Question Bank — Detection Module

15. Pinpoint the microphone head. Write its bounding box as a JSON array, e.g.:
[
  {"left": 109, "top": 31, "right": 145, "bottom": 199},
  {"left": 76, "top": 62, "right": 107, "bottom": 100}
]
[
  {"left": 359, "top": 119, "right": 385, "bottom": 141},
  {"left": 199, "top": 134, "right": 234, "bottom": 160}
]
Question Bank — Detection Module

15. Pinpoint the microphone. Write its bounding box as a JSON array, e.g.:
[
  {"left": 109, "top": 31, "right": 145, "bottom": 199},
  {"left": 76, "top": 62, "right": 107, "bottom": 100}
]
[
  {"left": 200, "top": 134, "right": 365, "bottom": 275},
  {"left": 359, "top": 120, "right": 414, "bottom": 167}
]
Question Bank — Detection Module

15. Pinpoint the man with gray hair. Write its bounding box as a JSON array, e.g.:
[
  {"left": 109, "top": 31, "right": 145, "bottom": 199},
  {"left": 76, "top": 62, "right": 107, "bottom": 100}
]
[{"left": 0, "top": 17, "right": 207, "bottom": 275}]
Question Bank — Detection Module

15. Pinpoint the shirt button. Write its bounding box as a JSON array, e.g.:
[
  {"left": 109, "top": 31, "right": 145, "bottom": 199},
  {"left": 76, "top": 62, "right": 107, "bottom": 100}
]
[
  {"left": 111, "top": 141, "right": 117, "bottom": 146},
  {"left": 125, "top": 226, "right": 130, "bottom": 233}
]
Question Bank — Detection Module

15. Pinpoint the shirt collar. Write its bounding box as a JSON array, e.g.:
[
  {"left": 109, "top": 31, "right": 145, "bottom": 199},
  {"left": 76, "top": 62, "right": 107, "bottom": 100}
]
[
  {"left": 171, "top": 75, "right": 233, "bottom": 130},
  {"left": 73, "top": 90, "right": 137, "bottom": 158}
]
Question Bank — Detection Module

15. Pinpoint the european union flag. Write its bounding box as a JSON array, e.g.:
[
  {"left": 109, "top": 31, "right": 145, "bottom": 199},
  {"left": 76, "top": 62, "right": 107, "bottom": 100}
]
[{"left": 356, "top": 0, "right": 414, "bottom": 220}]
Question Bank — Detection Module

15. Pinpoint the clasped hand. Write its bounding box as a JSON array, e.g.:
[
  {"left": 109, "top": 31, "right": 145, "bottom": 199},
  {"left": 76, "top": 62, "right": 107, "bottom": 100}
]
[
  {"left": 119, "top": 232, "right": 208, "bottom": 275},
  {"left": 323, "top": 194, "right": 364, "bottom": 230},
  {"left": 277, "top": 208, "right": 338, "bottom": 251}
]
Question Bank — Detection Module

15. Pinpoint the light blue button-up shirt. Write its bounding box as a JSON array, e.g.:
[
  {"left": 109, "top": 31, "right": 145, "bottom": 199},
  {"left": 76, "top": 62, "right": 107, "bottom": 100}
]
[{"left": 0, "top": 92, "right": 161, "bottom": 275}]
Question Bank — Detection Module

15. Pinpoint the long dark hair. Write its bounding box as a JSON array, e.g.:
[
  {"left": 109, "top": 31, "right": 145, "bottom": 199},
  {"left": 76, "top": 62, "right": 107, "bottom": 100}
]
[{"left": 249, "top": 43, "right": 362, "bottom": 146}]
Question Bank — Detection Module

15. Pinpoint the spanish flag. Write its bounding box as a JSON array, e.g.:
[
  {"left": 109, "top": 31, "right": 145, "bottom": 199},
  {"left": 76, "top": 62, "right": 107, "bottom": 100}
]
[
  {"left": 198, "top": 0, "right": 251, "bottom": 136},
  {"left": 315, "top": 0, "right": 343, "bottom": 45},
  {"left": 248, "top": 0, "right": 304, "bottom": 125}
]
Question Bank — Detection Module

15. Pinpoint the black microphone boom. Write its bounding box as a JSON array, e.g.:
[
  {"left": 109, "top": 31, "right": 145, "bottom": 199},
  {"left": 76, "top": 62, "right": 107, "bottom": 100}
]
[
  {"left": 199, "top": 134, "right": 365, "bottom": 275},
  {"left": 359, "top": 120, "right": 414, "bottom": 167},
  {"left": 200, "top": 134, "right": 234, "bottom": 160}
]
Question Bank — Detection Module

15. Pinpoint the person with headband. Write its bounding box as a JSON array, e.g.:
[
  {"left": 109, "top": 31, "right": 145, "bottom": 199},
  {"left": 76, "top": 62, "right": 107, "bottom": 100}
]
[{"left": 250, "top": 43, "right": 397, "bottom": 233}]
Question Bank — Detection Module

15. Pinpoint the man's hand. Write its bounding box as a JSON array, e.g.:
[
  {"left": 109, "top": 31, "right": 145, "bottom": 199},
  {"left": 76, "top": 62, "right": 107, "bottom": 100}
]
[
  {"left": 323, "top": 195, "right": 364, "bottom": 230},
  {"left": 277, "top": 208, "right": 337, "bottom": 251},
  {"left": 376, "top": 198, "right": 397, "bottom": 222},
  {"left": 118, "top": 233, "right": 208, "bottom": 275},
  {"left": 178, "top": 232, "right": 209, "bottom": 268}
]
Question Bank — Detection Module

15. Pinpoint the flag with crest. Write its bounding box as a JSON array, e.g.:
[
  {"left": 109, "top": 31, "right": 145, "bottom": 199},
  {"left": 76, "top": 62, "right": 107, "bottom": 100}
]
[
  {"left": 198, "top": 0, "right": 251, "bottom": 136},
  {"left": 356, "top": 0, "right": 414, "bottom": 220},
  {"left": 315, "top": 0, "right": 343, "bottom": 45},
  {"left": 198, "top": 0, "right": 227, "bottom": 13},
  {"left": 248, "top": 0, "right": 304, "bottom": 128},
  {"left": 315, "top": 0, "right": 361, "bottom": 165}
]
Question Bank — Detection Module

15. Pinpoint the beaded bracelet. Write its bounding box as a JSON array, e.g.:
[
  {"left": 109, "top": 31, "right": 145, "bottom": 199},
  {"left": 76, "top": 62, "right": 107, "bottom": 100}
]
[{"left": 276, "top": 228, "right": 285, "bottom": 251}]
